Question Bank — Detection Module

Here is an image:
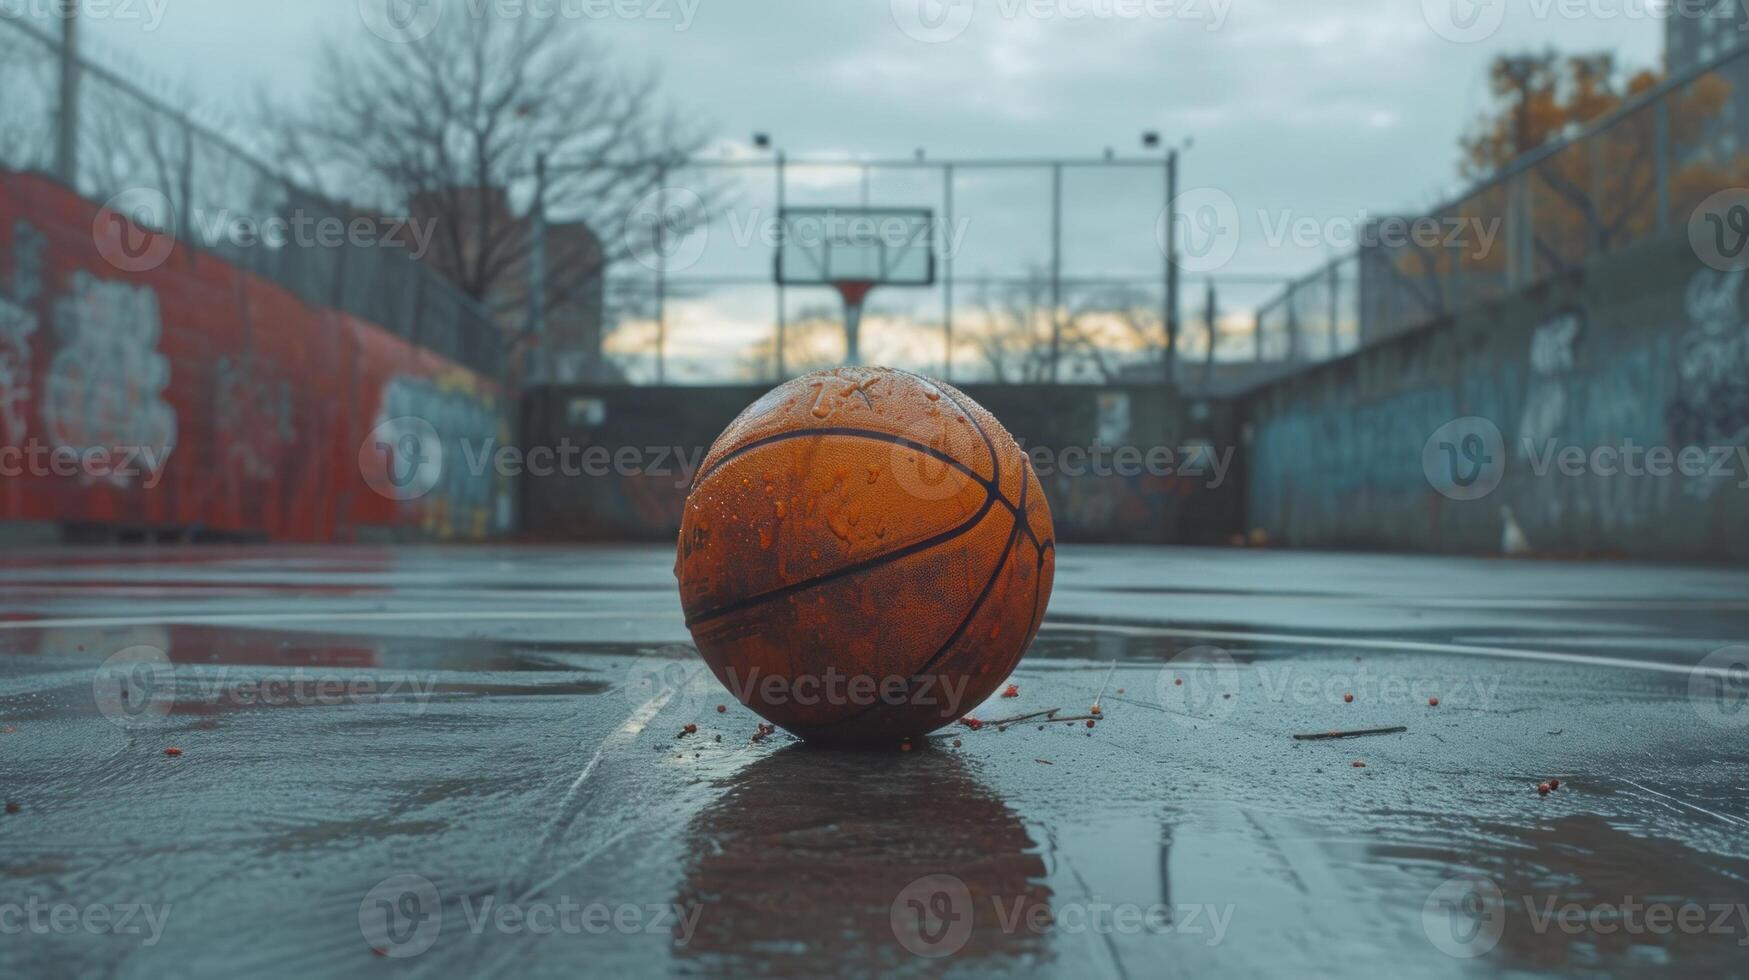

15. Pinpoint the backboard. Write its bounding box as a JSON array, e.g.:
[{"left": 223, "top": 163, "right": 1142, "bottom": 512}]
[
  {"left": 775, "top": 207, "right": 936, "bottom": 289},
  {"left": 774, "top": 207, "right": 935, "bottom": 365}
]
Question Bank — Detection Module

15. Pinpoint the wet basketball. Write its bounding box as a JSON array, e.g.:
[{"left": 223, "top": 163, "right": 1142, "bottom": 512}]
[{"left": 675, "top": 367, "right": 1055, "bottom": 743}]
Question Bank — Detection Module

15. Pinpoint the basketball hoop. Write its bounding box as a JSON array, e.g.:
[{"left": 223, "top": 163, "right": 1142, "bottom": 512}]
[
  {"left": 775, "top": 208, "right": 935, "bottom": 367},
  {"left": 834, "top": 279, "right": 877, "bottom": 366},
  {"left": 833, "top": 279, "right": 877, "bottom": 309}
]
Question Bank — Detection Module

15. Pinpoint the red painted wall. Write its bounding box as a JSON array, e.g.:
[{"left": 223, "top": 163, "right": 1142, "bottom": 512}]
[{"left": 0, "top": 171, "right": 511, "bottom": 541}]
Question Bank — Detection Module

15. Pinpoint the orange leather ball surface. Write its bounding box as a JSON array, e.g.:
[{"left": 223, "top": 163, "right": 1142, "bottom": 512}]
[{"left": 675, "top": 367, "right": 1055, "bottom": 743}]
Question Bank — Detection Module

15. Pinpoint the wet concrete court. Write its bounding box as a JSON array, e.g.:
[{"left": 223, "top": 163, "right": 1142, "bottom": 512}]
[{"left": 1, "top": 545, "right": 1747, "bottom": 977}]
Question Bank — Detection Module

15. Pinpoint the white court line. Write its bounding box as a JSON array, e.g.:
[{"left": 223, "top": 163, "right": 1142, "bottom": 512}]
[
  {"left": 0, "top": 610, "right": 681, "bottom": 631},
  {"left": 4, "top": 609, "right": 1730, "bottom": 680},
  {"left": 508, "top": 686, "right": 676, "bottom": 904},
  {"left": 1041, "top": 621, "right": 1737, "bottom": 680},
  {"left": 1058, "top": 591, "right": 1749, "bottom": 611},
  {"left": 1621, "top": 778, "right": 1749, "bottom": 828}
]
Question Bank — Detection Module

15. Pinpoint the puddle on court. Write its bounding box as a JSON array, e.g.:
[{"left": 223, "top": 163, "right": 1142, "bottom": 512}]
[
  {"left": 2, "top": 618, "right": 1746, "bottom": 975},
  {"left": 0, "top": 623, "right": 672, "bottom": 672},
  {"left": 675, "top": 743, "right": 1052, "bottom": 972}
]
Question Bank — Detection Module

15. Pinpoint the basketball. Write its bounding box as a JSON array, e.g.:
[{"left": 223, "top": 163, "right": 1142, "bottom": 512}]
[{"left": 675, "top": 367, "right": 1055, "bottom": 743}]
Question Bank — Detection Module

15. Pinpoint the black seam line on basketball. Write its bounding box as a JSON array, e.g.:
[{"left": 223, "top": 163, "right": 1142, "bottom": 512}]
[
  {"left": 894, "top": 368, "right": 1000, "bottom": 493},
  {"left": 690, "top": 426, "right": 1040, "bottom": 551},
  {"left": 1024, "top": 539, "right": 1055, "bottom": 640},
  {"left": 681, "top": 488, "right": 1001, "bottom": 629},
  {"left": 811, "top": 504, "right": 1025, "bottom": 732},
  {"left": 916, "top": 476, "right": 1021, "bottom": 679},
  {"left": 893, "top": 368, "right": 1046, "bottom": 553},
  {"left": 695, "top": 426, "right": 991, "bottom": 491},
  {"left": 907, "top": 466, "right": 1028, "bottom": 683},
  {"left": 923, "top": 471, "right": 1027, "bottom": 670}
]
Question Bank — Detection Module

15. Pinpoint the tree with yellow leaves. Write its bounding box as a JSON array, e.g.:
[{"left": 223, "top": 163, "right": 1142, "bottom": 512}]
[{"left": 1375, "top": 49, "right": 1749, "bottom": 336}]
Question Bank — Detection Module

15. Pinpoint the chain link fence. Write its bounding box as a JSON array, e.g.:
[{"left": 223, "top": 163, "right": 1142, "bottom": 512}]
[
  {"left": 1260, "top": 40, "right": 1749, "bottom": 353},
  {"left": 13, "top": 9, "right": 1743, "bottom": 390},
  {"left": 0, "top": 14, "right": 504, "bottom": 380},
  {"left": 589, "top": 156, "right": 1305, "bottom": 390}
]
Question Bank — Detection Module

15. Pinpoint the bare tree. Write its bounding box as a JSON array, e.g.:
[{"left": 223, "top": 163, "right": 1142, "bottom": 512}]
[
  {"left": 739, "top": 309, "right": 845, "bottom": 381},
  {"left": 0, "top": 19, "right": 64, "bottom": 174},
  {"left": 1057, "top": 285, "right": 1164, "bottom": 383},
  {"left": 260, "top": 7, "right": 707, "bottom": 331},
  {"left": 967, "top": 273, "right": 1054, "bottom": 383}
]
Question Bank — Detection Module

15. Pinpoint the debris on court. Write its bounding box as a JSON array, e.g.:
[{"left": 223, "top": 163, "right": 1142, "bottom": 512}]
[
  {"left": 1091, "top": 662, "right": 1116, "bottom": 717},
  {"left": 4, "top": 802, "right": 18, "bottom": 814},
  {"left": 1001, "top": 684, "right": 1020, "bottom": 698},
  {"left": 987, "top": 708, "right": 1059, "bottom": 730},
  {"left": 164, "top": 747, "right": 183, "bottom": 757},
  {"left": 1293, "top": 726, "right": 1408, "bottom": 741},
  {"left": 679, "top": 724, "right": 698, "bottom": 737}
]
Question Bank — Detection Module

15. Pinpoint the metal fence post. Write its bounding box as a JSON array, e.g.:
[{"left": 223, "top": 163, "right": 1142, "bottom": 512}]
[
  {"left": 54, "top": 5, "right": 80, "bottom": 186},
  {"left": 1286, "top": 287, "right": 1300, "bottom": 363},
  {"left": 1449, "top": 232, "right": 1464, "bottom": 316},
  {"left": 775, "top": 150, "right": 787, "bottom": 382},
  {"left": 178, "top": 122, "right": 195, "bottom": 241},
  {"left": 1327, "top": 260, "right": 1339, "bottom": 357},
  {"left": 528, "top": 152, "right": 548, "bottom": 385},
  {"left": 1654, "top": 100, "right": 1671, "bottom": 235},
  {"left": 656, "top": 162, "right": 667, "bottom": 386},
  {"left": 1164, "top": 150, "right": 1178, "bottom": 388},
  {"left": 1508, "top": 173, "right": 1525, "bottom": 291},
  {"left": 943, "top": 162, "right": 955, "bottom": 382},
  {"left": 1049, "top": 162, "right": 1062, "bottom": 383},
  {"left": 1588, "top": 133, "right": 1603, "bottom": 255}
]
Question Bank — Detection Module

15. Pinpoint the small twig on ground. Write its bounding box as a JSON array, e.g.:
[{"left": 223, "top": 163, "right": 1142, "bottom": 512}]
[
  {"left": 1000, "top": 713, "right": 1099, "bottom": 731},
  {"left": 985, "top": 708, "right": 1062, "bottom": 728},
  {"left": 958, "top": 708, "right": 1103, "bottom": 733},
  {"left": 1093, "top": 661, "right": 1118, "bottom": 706},
  {"left": 1292, "top": 726, "right": 1408, "bottom": 741}
]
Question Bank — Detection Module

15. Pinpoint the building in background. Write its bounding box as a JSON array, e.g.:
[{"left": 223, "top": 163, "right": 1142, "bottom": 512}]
[{"left": 394, "top": 187, "right": 613, "bottom": 385}]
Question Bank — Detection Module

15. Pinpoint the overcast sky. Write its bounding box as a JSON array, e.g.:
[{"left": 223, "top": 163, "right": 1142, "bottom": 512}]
[
  {"left": 62, "top": 0, "right": 1665, "bottom": 277},
  {"left": 35, "top": 0, "right": 1675, "bottom": 376}
]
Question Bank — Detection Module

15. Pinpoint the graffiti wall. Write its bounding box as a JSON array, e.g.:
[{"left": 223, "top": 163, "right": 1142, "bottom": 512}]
[
  {"left": 1246, "top": 236, "right": 1749, "bottom": 562},
  {"left": 521, "top": 382, "right": 1242, "bottom": 544},
  {"left": 0, "top": 171, "right": 511, "bottom": 542}
]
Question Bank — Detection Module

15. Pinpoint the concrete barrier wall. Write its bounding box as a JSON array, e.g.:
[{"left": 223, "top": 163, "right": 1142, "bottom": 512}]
[
  {"left": 0, "top": 171, "right": 513, "bottom": 543},
  {"left": 1244, "top": 236, "right": 1749, "bottom": 562},
  {"left": 522, "top": 379, "right": 1242, "bottom": 544}
]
